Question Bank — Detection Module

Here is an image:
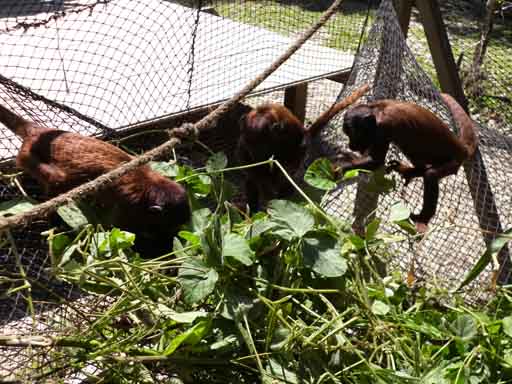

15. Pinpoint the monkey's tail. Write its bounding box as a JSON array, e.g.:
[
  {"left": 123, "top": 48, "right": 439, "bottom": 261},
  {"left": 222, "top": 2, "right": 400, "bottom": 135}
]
[
  {"left": 440, "top": 93, "right": 479, "bottom": 158},
  {"left": 307, "top": 83, "right": 370, "bottom": 137},
  {"left": 0, "top": 103, "right": 33, "bottom": 138}
]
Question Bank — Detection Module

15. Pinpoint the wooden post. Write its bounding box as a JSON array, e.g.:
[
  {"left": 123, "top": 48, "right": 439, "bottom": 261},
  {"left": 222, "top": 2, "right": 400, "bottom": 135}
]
[
  {"left": 284, "top": 83, "right": 308, "bottom": 123},
  {"left": 416, "top": 0, "right": 510, "bottom": 283},
  {"left": 395, "top": 0, "right": 415, "bottom": 37}
]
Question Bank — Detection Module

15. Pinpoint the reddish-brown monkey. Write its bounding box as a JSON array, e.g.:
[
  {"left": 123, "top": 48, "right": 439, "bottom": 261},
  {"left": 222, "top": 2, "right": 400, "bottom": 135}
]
[
  {"left": 237, "top": 84, "right": 370, "bottom": 211},
  {"left": 0, "top": 103, "right": 190, "bottom": 251},
  {"left": 341, "top": 93, "right": 478, "bottom": 233}
]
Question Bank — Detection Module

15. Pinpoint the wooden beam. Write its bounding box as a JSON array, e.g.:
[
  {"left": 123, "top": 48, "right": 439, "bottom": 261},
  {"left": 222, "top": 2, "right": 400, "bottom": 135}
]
[
  {"left": 284, "top": 83, "right": 308, "bottom": 123},
  {"left": 414, "top": 0, "right": 468, "bottom": 109},
  {"left": 394, "top": 0, "right": 415, "bottom": 38}
]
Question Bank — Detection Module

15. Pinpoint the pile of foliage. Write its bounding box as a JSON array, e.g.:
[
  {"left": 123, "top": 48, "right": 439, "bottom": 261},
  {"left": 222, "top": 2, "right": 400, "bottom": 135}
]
[{"left": 4, "top": 153, "right": 512, "bottom": 383}]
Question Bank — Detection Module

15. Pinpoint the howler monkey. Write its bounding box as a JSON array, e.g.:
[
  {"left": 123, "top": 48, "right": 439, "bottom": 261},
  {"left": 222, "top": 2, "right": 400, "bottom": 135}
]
[
  {"left": 0, "top": 103, "right": 191, "bottom": 253},
  {"left": 237, "top": 84, "right": 369, "bottom": 212},
  {"left": 341, "top": 93, "right": 478, "bottom": 233}
]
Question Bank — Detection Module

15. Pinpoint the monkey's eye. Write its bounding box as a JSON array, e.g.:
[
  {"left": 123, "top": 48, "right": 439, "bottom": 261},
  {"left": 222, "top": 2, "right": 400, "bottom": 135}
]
[{"left": 149, "top": 205, "right": 164, "bottom": 213}]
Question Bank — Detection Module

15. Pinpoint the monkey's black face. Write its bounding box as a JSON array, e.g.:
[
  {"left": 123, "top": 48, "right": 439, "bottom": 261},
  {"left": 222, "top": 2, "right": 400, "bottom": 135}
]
[{"left": 342, "top": 107, "right": 377, "bottom": 154}]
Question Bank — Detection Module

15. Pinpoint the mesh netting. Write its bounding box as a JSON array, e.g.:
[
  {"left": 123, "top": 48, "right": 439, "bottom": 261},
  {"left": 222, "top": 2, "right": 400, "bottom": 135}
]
[
  {"left": 318, "top": 0, "right": 512, "bottom": 298},
  {"left": 0, "top": 0, "right": 511, "bottom": 381}
]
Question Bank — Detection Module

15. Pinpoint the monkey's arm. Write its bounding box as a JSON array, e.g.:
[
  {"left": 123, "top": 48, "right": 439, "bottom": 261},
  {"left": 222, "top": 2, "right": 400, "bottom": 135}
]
[{"left": 340, "top": 142, "right": 389, "bottom": 173}]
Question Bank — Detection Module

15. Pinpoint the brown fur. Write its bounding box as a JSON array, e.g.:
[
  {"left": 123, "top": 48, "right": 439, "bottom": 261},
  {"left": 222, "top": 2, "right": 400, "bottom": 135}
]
[
  {"left": 237, "top": 84, "right": 369, "bottom": 211},
  {"left": 0, "top": 103, "right": 190, "bottom": 251},
  {"left": 341, "top": 95, "right": 479, "bottom": 233}
]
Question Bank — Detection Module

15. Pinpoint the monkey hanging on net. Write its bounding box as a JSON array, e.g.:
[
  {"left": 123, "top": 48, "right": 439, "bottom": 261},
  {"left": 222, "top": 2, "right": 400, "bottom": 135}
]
[{"left": 340, "top": 93, "right": 479, "bottom": 233}]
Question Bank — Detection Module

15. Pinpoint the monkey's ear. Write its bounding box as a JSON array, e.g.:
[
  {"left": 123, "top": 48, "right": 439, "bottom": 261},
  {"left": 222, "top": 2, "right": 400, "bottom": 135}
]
[{"left": 149, "top": 205, "right": 164, "bottom": 213}]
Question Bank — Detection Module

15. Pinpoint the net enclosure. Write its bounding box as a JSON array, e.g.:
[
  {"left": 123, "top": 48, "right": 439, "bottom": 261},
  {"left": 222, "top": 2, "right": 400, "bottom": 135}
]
[{"left": 0, "top": 0, "right": 511, "bottom": 381}]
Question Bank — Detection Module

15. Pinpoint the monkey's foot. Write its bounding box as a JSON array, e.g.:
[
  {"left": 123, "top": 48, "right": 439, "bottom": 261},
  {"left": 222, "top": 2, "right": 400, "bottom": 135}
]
[{"left": 410, "top": 214, "right": 429, "bottom": 234}]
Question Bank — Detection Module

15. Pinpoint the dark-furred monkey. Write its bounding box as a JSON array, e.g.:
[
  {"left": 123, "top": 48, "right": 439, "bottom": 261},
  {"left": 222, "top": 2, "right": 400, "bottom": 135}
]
[
  {"left": 0, "top": 103, "right": 190, "bottom": 253},
  {"left": 237, "top": 84, "right": 370, "bottom": 212},
  {"left": 341, "top": 93, "right": 478, "bottom": 233}
]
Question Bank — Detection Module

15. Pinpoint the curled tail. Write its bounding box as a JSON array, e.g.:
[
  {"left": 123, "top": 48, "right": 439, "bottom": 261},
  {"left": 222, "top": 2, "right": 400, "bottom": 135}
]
[
  {"left": 307, "top": 83, "right": 370, "bottom": 137},
  {"left": 0, "top": 103, "right": 34, "bottom": 138},
  {"left": 441, "top": 93, "right": 479, "bottom": 158}
]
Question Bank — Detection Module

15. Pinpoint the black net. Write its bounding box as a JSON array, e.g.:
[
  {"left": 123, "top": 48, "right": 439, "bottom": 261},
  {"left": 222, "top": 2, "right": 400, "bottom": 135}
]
[
  {"left": 0, "top": 0, "right": 510, "bottom": 381},
  {"left": 318, "top": 0, "right": 512, "bottom": 299}
]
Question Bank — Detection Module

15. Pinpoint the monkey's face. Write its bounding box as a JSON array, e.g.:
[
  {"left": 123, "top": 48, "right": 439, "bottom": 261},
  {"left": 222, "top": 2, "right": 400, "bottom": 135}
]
[{"left": 342, "top": 107, "right": 377, "bottom": 154}]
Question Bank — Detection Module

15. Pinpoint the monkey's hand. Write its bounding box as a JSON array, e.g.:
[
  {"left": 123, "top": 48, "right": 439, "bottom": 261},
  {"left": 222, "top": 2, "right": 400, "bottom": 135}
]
[{"left": 170, "top": 123, "right": 199, "bottom": 142}]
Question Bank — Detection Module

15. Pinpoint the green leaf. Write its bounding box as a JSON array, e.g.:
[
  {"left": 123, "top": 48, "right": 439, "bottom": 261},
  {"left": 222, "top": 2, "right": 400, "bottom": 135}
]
[
  {"left": 451, "top": 315, "right": 477, "bottom": 340},
  {"left": 343, "top": 168, "right": 362, "bottom": 180},
  {"left": 177, "top": 258, "right": 219, "bottom": 304},
  {"left": 458, "top": 228, "right": 512, "bottom": 290},
  {"left": 365, "top": 218, "right": 381, "bottom": 241},
  {"left": 302, "top": 232, "right": 346, "bottom": 277},
  {"left": 150, "top": 161, "right": 178, "bottom": 178},
  {"left": 222, "top": 233, "right": 254, "bottom": 266},
  {"left": 503, "top": 316, "right": 512, "bottom": 338},
  {"left": 268, "top": 200, "right": 315, "bottom": 240},
  {"left": 163, "top": 319, "right": 211, "bottom": 356},
  {"left": 371, "top": 300, "right": 390, "bottom": 316},
  {"left": 304, "top": 158, "right": 337, "bottom": 190},
  {"left": 389, "top": 202, "right": 411, "bottom": 222},
  {"left": 366, "top": 168, "right": 395, "bottom": 193},
  {"left": 206, "top": 152, "right": 228, "bottom": 173},
  {"left": 57, "top": 202, "right": 90, "bottom": 230},
  {"left": 178, "top": 230, "right": 201, "bottom": 246},
  {"left": 0, "top": 198, "right": 35, "bottom": 217},
  {"left": 190, "top": 208, "right": 212, "bottom": 233}
]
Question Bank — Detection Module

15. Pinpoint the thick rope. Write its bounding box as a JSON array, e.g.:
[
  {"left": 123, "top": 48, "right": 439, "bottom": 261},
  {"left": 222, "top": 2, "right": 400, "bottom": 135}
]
[{"left": 0, "top": 0, "right": 344, "bottom": 231}]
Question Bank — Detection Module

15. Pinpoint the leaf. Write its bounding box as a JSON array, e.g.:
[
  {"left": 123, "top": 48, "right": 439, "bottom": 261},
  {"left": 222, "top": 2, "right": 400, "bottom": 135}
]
[
  {"left": 264, "top": 358, "right": 298, "bottom": 384},
  {"left": 343, "top": 169, "right": 362, "bottom": 180},
  {"left": 163, "top": 319, "right": 212, "bottom": 356},
  {"left": 503, "top": 316, "right": 512, "bottom": 338},
  {"left": 206, "top": 152, "right": 228, "bottom": 173},
  {"left": 150, "top": 161, "right": 178, "bottom": 178},
  {"left": 177, "top": 258, "right": 219, "bottom": 304},
  {"left": 178, "top": 230, "right": 201, "bottom": 247},
  {"left": 371, "top": 300, "right": 390, "bottom": 316},
  {"left": 0, "top": 198, "right": 35, "bottom": 217},
  {"left": 365, "top": 218, "right": 381, "bottom": 241},
  {"left": 190, "top": 208, "right": 212, "bottom": 233},
  {"left": 302, "top": 232, "right": 346, "bottom": 277},
  {"left": 451, "top": 315, "right": 477, "bottom": 340},
  {"left": 222, "top": 233, "right": 254, "bottom": 266},
  {"left": 268, "top": 200, "right": 315, "bottom": 240},
  {"left": 156, "top": 306, "right": 207, "bottom": 323},
  {"left": 57, "top": 202, "right": 90, "bottom": 230},
  {"left": 389, "top": 202, "right": 411, "bottom": 222},
  {"left": 366, "top": 168, "right": 395, "bottom": 193},
  {"left": 458, "top": 228, "right": 512, "bottom": 290},
  {"left": 304, "top": 158, "right": 337, "bottom": 190}
]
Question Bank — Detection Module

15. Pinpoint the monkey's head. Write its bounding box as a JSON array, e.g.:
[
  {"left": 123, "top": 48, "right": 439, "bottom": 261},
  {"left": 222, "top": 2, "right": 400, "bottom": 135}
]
[
  {"left": 342, "top": 105, "right": 377, "bottom": 153},
  {"left": 239, "top": 104, "right": 306, "bottom": 164},
  {"left": 143, "top": 177, "right": 191, "bottom": 235}
]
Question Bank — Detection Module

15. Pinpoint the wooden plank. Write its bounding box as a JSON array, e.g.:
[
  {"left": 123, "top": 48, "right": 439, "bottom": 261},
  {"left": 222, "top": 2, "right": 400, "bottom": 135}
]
[{"left": 284, "top": 83, "right": 308, "bottom": 123}]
